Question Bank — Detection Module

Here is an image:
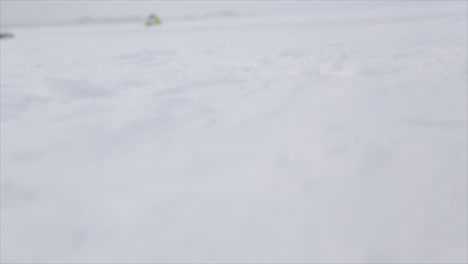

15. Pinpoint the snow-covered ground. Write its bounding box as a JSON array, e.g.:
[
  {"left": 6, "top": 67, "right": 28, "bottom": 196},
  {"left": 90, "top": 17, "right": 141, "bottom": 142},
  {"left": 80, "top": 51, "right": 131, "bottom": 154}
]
[{"left": 1, "top": 2, "right": 467, "bottom": 263}]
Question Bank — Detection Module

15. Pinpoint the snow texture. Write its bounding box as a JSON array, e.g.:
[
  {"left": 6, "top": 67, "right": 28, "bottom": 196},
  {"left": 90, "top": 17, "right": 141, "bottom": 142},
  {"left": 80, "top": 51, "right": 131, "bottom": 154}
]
[{"left": 1, "top": 2, "right": 467, "bottom": 263}]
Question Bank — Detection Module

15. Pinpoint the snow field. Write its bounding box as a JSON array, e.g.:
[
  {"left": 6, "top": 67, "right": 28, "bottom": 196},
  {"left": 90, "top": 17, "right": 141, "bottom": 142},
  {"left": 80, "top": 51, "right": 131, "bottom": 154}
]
[{"left": 1, "top": 3, "right": 467, "bottom": 263}]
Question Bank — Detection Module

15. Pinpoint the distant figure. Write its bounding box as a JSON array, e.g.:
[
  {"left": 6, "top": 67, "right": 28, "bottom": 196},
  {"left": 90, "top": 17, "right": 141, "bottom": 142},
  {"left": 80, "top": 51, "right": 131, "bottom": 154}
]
[
  {"left": 145, "top": 14, "right": 162, "bottom": 26},
  {"left": 0, "top": 33, "right": 14, "bottom": 39}
]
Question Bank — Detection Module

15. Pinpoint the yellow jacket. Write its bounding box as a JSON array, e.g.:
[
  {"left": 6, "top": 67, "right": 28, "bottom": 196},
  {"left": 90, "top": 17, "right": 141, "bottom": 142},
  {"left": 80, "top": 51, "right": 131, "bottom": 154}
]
[{"left": 145, "top": 17, "right": 162, "bottom": 26}]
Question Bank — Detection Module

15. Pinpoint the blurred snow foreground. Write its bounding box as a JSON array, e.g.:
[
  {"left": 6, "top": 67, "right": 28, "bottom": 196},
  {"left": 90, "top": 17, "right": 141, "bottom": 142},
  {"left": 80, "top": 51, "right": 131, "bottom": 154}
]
[{"left": 1, "top": 2, "right": 467, "bottom": 263}]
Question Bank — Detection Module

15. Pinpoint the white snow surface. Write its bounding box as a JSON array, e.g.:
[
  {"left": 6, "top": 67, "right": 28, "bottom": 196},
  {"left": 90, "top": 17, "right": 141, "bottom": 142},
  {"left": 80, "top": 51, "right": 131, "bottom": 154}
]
[{"left": 1, "top": 3, "right": 467, "bottom": 263}]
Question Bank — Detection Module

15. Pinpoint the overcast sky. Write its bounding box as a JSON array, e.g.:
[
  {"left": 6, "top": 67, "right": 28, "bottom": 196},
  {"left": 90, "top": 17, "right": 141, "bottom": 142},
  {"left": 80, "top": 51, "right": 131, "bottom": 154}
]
[
  {"left": 0, "top": 0, "right": 463, "bottom": 26},
  {"left": 0, "top": 0, "right": 326, "bottom": 25}
]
